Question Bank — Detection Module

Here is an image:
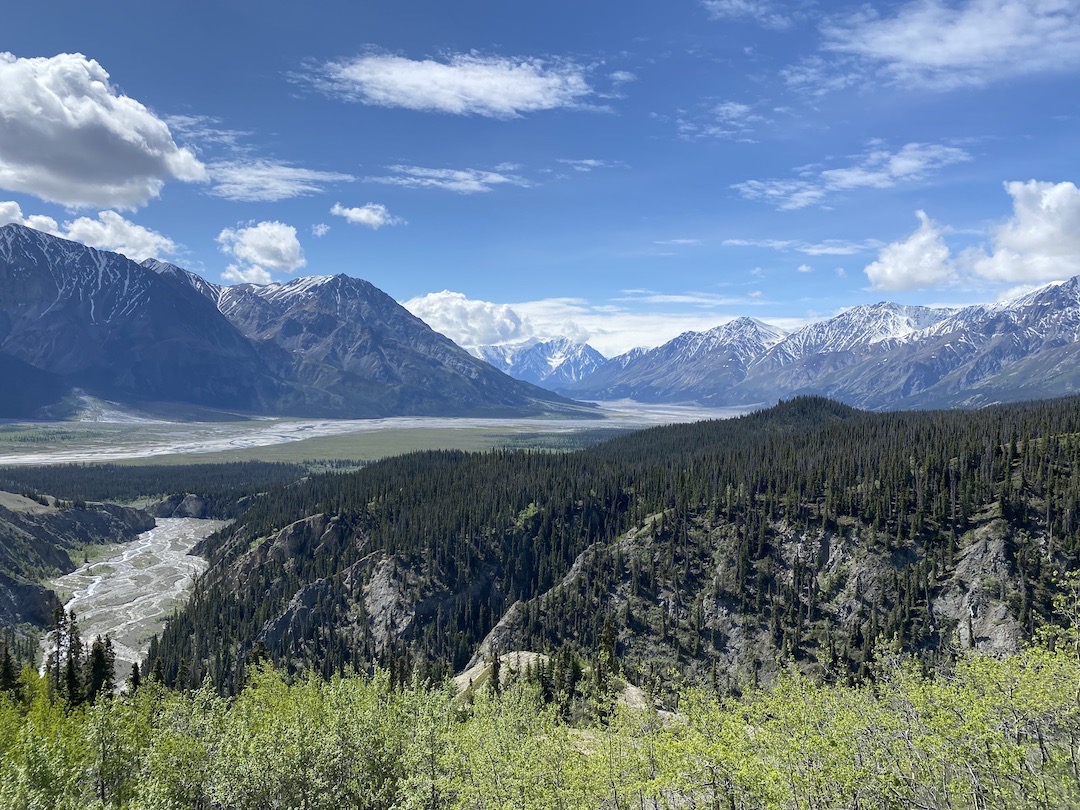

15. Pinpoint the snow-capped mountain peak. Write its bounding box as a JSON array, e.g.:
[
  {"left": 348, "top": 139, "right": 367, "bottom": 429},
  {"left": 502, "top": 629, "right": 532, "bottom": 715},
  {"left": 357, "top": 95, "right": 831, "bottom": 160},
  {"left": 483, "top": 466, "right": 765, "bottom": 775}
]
[
  {"left": 474, "top": 338, "right": 607, "bottom": 388},
  {"left": 142, "top": 258, "right": 224, "bottom": 305},
  {"left": 760, "top": 302, "right": 955, "bottom": 368}
]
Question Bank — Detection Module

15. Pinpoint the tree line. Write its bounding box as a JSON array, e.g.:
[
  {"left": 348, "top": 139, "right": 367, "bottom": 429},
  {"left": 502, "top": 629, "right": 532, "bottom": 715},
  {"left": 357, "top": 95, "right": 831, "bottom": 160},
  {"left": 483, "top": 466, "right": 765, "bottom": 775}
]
[{"left": 0, "top": 461, "right": 310, "bottom": 518}]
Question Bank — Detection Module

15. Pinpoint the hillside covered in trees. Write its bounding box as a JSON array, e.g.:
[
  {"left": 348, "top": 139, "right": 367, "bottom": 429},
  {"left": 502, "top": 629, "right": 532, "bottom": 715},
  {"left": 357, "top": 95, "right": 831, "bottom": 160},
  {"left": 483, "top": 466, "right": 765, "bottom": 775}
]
[
  {"left": 143, "top": 395, "right": 1080, "bottom": 695},
  {"left": 2, "top": 629, "right": 1079, "bottom": 809},
  {"left": 4, "top": 395, "right": 1080, "bottom": 808}
]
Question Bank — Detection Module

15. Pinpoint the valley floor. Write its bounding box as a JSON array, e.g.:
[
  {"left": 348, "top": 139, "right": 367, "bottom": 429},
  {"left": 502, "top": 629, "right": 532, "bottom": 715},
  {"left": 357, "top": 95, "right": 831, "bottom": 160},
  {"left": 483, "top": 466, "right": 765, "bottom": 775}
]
[
  {"left": 0, "top": 401, "right": 747, "bottom": 465},
  {"left": 40, "top": 518, "right": 223, "bottom": 680}
]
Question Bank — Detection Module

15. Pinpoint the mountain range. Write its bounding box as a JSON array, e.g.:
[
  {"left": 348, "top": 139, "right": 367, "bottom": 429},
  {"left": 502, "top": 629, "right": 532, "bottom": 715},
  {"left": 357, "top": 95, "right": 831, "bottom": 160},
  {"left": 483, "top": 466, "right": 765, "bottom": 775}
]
[
  {"left": 553, "top": 287, "right": 1080, "bottom": 408},
  {"left": 0, "top": 224, "right": 584, "bottom": 419},
  {"left": 5, "top": 221, "right": 1079, "bottom": 418},
  {"left": 472, "top": 338, "right": 607, "bottom": 389}
]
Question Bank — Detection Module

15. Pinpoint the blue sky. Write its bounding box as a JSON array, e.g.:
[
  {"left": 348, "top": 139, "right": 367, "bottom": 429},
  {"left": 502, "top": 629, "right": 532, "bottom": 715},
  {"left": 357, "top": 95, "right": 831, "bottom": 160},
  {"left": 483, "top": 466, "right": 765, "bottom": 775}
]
[{"left": 2, "top": 0, "right": 1079, "bottom": 355}]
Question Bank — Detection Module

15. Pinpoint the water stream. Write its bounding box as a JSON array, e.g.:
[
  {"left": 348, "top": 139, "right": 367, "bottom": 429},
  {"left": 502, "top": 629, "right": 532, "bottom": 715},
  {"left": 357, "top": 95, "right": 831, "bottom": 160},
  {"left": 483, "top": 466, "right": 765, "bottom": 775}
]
[{"left": 41, "top": 517, "right": 224, "bottom": 680}]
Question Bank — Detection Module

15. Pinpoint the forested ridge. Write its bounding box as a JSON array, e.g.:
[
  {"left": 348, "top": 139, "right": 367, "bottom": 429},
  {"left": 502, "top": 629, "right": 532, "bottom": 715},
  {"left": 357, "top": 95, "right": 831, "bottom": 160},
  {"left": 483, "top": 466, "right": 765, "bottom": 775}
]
[
  {"left": 0, "top": 461, "right": 310, "bottom": 518},
  {"left": 145, "top": 396, "right": 1080, "bottom": 694},
  {"left": 3, "top": 395, "right": 1080, "bottom": 807}
]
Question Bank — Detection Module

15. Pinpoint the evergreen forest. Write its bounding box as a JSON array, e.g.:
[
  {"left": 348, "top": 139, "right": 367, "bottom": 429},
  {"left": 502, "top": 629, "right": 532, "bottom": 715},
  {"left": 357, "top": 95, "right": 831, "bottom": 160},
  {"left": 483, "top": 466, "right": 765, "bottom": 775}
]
[
  {"left": 2, "top": 395, "right": 1080, "bottom": 808},
  {"left": 145, "top": 396, "right": 1080, "bottom": 693}
]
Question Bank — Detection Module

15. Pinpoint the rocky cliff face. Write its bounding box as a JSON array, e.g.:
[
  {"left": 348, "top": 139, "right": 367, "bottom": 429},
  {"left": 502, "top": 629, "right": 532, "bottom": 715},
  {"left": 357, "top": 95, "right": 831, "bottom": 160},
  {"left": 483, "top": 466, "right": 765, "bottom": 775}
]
[{"left": 478, "top": 509, "right": 1030, "bottom": 685}]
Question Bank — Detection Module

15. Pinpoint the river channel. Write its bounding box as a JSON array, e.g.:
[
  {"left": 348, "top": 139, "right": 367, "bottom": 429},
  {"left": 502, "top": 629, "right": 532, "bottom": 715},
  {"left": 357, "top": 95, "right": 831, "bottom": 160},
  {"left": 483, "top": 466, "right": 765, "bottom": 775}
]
[{"left": 43, "top": 517, "right": 224, "bottom": 680}]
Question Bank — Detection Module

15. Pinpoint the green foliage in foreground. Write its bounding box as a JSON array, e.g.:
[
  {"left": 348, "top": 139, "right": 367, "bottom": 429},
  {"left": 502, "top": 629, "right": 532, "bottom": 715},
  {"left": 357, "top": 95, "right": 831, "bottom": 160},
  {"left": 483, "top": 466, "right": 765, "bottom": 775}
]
[{"left": 1, "top": 639, "right": 1078, "bottom": 809}]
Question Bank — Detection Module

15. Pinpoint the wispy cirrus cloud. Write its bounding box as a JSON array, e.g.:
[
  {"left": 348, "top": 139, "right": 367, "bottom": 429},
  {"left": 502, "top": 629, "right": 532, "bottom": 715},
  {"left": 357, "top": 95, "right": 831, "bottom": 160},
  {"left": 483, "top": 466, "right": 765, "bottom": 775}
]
[
  {"left": 678, "top": 99, "right": 769, "bottom": 141},
  {"left": 822, "top": 0, "right": 1080, "bottom": 89},
  {"left": 301, "top": 50, "right": 594, "bottom": 118},
  {"left": 733, "top": 141, "right": 972, "bottom": 210},
  {"left": 556, "top": 158, "right": 628, "bottom": 172},
  {"left": 615, "top": 288, "right": 764, "bottom": 307},
  {"left": 165, "top": 114, "right": 251, "bottom": 150},
  {"left": 207, "top": 159, "right": 355, "bottom": 202},
  {"left": 780, "top": 55, "right": 863, "bottom": 97},
  {"left": 723, "top": 237, "right": 885, "bottom": 255},
  {"left": 701, "top": 0, "right": 791, "bottom": 29},
  {"left": 366, "top": 165, "right": 529, "bottom": 194}
]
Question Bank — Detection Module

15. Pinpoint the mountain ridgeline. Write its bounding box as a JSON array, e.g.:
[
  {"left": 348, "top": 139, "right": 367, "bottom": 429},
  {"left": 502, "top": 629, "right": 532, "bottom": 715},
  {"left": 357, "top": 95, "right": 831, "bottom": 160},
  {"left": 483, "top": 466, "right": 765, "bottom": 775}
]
[
  {"left": 0, "top": 224, "right": 584, "bottom": 419},
  {"left": 472, "top": 338, "right": 608, "bottom": 388},
  {"left": 550, "top": 289, "right": 1080, "bottom": 409},
  {"left": 147, "top": 395, "right": 1080, "bottom": 695}
]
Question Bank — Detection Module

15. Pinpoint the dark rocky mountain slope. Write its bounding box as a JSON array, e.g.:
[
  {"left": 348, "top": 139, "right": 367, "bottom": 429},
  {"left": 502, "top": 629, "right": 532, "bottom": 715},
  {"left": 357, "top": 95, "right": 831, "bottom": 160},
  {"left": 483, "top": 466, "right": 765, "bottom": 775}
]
[
  {"left": 0, "top": 224, "right": 283, "bottom": 413},
  {"left": 0, "top": 224, "right": 584, "bottom": 419}
]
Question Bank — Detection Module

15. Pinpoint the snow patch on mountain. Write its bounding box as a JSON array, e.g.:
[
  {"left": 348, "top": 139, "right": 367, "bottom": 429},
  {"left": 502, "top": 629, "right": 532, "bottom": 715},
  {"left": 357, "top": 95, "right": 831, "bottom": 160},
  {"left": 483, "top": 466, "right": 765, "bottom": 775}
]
[
  {"left": 757, "top": 303, "right": 954, "bottom": 369},
  {"left": 2, "top": 223, "right": 154, "bottom": 326},
  {"left": 474, "top": 338, "right": 607, "bottom": 389}
]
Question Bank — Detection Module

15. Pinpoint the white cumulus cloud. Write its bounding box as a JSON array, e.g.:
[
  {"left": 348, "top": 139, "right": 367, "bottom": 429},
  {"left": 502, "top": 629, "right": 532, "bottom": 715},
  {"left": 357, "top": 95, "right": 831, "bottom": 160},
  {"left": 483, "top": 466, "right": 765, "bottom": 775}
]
[
  {"left": 404, "top": 291, "right": 532, "bottom": 348},
  {"left": 864, "top": 180, "right": 1080, "bottom": 291},
  {"left": 217, "top": 220, "right": 305, "bottom": 285},
  {"left": 0, "top": 52, "right": 205, "bottom": 208},
  {"left": 330, "top": 202, "right": 404, "bottom": 229},
  {"left": 61, "top": 211, "right": 176, "bottom": 262},
  {"left": 306, "top": 51, "right": 593, "bottom": 118},
  {"left": 404, "top": 289, "right": 784, "bottom": 357},
  {"left": 0, "top": 202, "right": 175, "bottom": 262},
  {"left": 973, "top": 180, "right": 1080, "bottom": 282},
  {"left": 864, "top": 211, "right": 956, "bottom": 290},
  {"left": 0, "top": 200, "right": 60, "bottom": 235}
]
